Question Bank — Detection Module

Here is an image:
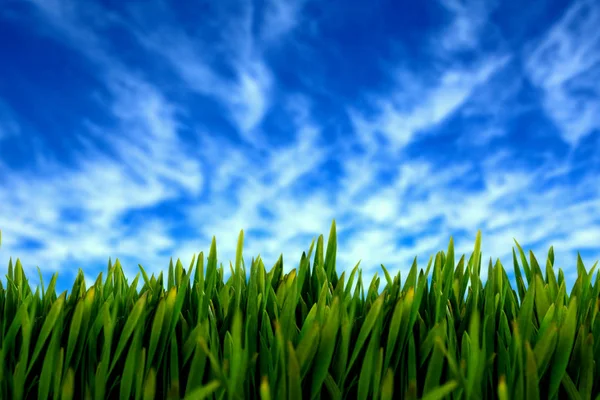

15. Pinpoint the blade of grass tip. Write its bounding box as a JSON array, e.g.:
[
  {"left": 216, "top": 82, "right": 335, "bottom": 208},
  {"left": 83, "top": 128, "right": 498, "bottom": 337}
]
[
  {"left": 423, "top": 334, "right": 446, "bottom": 396},
  {"left": 8, "top": 256, "right": 13, "bottom": 282},
  {"left": 65, "top": 298, "right": 85, "bottom": 373},
  {"left": 420, "top": 380, "right": 458, "bottom": 400},
  {"left": 61, "top": 368, "right": 75, "bottom": 400},
  {"left": 537, "top": 301, "right": 556, "bottom": 340},
  {"left": 273, "top": 323, "right": 286, "bottom": 400},
  {"left": 401, "top": 257, "right": 418, "bottom": 294},
  {"left": 229, "top": 310, "right": 245, "bottom": 397},
  {"left": 183, "top": 380, "right": 221, "bottom": 400},
  {"left": 109, "top": 292, "right": 148, "bottom": 377},
  {"left": 14, "top": 310, "right": 32, "bottom": 400},
  {"left": 313, "top": 234, "right": 324, "bottom": 278},
  {"left": 324, "top": 219, "right": 337, "bottom": 283},
  {"left": 143, "top": 368, "right": 157, "bottom": 400},
  {"left": 260, "top": 377, "right": 271, "bottom": 400},
  {"left": 434, "top": 333, "right": 464, "bottom": 389},
  {"left": 187, "top": 252, "right": 196, "bottom": 280},
  {"left": 372, "top": 345, "right": 385, "bottom": 398},
  {"left": 139, "top": 264, "right": 152, "bottom": 293},
  {"left": 195, "top": 251, "right": 205, "bottom": 289},
  {"left": 458, "top": 256, "right": 470, "bottom": 306},
  {"left": 311, "top": 297, "right": 341, "bottom": 399},
  {"left": 512, "top": 248, "right": 527, "bottom": 303},
  {"left": 533, "top": 324, "right": 557, "bottom": 378},
  {"left": 147, "top": 296, "right": 166, "bottom": 374},
  {"left": 296, "top": 251, "right": 309, "bottom": 299},
  {"left": 27, "top": 293, "right": 65, "bottom": 377},
  {"left": 324, "top": 373, "right": 342, "bottom": 400},
  {"left": 305, "top": 237, "right": 317, "bottom": 266},
  {"left": 548, "top": 298, "right": 578, "bottom": 398},
  {"left": 408, "top": 332, "right": 417, "bottom": 388},
  {"left": 14, "top": 257, "right": 22, "bottom": 291},
  {"left": 466, "top": 312, "right": 480, "bottom": 399},
  {"left": 187, "top": 326, "right": 208, "bottom": 378},
  {"left": 96, "top": 304, "right": 115, "bottom": 399},
  {"left": 38, "top": 322, "right": 61, "bottom": 399},
  {"left": 497, "top": 375, "right": 508, "bottom": 400},
  {"left": 471, "top": 230, "right": 482, "bottom": 310},
  {"left": 136, "top": 348, "right": 146, "bottom": 400},
  {"left": 380, "top": 264, "right": 393, "bottom": 290},
  {"left": 561, "top": 373, "right": 582, "bottom": 400},
  {"left": 120, "top": 325, "right": 142, "bottom": 400},
  {"left": 183, "top": 324, "right": 205, "bottom": 367},
  {"left": 296, "top": 322, "right": 321, "bottom": 379},
  {"left": 577, "top": 333, "right": 594, "bottom": 399},
  {"left": 168, "top": 257, "right": 175, "bottom": 289},
  {"left": 513, "top": 239, "right": 531, "bottom": 284},
  {"left": 383, "top": 298, "right": 404, "bottom": 372},
  {"left": 333, "top": 271, "right": 346, "bottom": 300},
  {"left": 517, "top": 278, "right": 536, "bottom": 345},
  {"left": 346, "top": 294, "right": 384, "bottom": 377},
  {"left": 185, "top": 333, "right": 209, "bottom": 394},
  {"left": 547, "top": 245, "right": 555, "bottom": 268},
  {"left": 525, "top": 343, "right": 540, "bottom": 400},
  {"left": 2, "top": 299, "right": 31, "bottom": 357},
  {"left": 199, "top": 337, "right": 223, "bottom": 381},
  {"left": 529, "top": 250, "right": 544, "bottom": 281},
  {"left": 235, "top": 229, "right": 244, "bottom": 311},
  {"left": 357, "top": 324, "right": 380, "bottom": 400},
  {"left": 51, "top": 347, "right": 65, "bottom": 400},
  {"left": 36, "top": 266, "right": 46, "bottom": 299},
  {"left": 287, "top": 342, "right": 303, "bottom": 400},
  {"left": 380, "top": 369, "right": 394, "bottom": 400},
  {"left": 166, "top": 270, "right": 190, "bottom": 343},
  {"left": 580, "top": 258, "right": 596, "bottom": 308},
  {"left": 344, "top": 261, "right": 361, "bottom": 300},
  {"left": 206, "top": 237, "right": 218, "bottom": 298}
]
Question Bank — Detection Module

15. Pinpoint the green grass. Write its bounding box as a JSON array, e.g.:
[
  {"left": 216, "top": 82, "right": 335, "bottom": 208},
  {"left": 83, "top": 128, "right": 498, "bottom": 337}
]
[{"left": 0, "top": 221, "right": 599, "bottom": 399}]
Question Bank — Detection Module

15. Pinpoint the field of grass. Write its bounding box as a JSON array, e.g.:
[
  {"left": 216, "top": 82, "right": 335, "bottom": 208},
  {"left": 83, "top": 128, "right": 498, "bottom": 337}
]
[{"left": 0, "top": 222, "right": 599, "bottom": 399}]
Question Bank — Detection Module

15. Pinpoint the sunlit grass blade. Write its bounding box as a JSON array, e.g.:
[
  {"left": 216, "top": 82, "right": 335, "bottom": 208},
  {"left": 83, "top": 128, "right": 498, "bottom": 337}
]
[
  {"left": 548, "top": 297, "right": 578, "bottom": 398},
  {"left": 0, "top": 222, "right": 598, "bottom": 399},
  {"left": 421, "top": 380, "right": 458, "bottom": 400},
  {"left": 311, "top": 296, "right": 340, "bottom": 399},
  {"left": 26, "top": 294, "right": 65, "bottom": 377},
  {"left": 346, "top": 294, "right": 384, "bottom": 377},
  {"left": 183, "top": 380, "right": 221, "bottom": 400}
]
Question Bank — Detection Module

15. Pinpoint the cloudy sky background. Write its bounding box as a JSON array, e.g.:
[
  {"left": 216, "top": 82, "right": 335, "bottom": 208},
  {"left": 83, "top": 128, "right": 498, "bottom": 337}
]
[{"left": 0, "top": 0, "right": 599, "bottom": 294}]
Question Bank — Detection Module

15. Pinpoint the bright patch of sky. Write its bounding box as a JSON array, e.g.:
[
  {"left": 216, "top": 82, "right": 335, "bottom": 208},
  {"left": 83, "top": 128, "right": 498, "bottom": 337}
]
[{"left": 0, "top": 0, "right": 599, "bottom": 294}]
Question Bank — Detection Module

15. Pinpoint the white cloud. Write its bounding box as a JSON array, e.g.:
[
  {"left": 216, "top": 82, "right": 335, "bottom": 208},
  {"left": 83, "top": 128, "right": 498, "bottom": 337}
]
[
  {"left": 525, "top": 0, "right": 600, "bottom": 145},
  {"left": 1, "top": 0, "right": 598, "bottom": 298},
  {"left": 261, "top": 0, "right": 306, "bottom": 43},
  {"left": 123, "top": 1, "right": 285, "bottom": 140},
  {"left": 437, "top": 0, "right": 497, "bottom": 52},
  {"left": 353, "top": 56, "right": 510, "bottom": 153},
  {"left": 229, "top": 61, "right": 273, "bottom": 134},
  {"left": 0, "top": 3, "right": 207, "bottom": 285}
]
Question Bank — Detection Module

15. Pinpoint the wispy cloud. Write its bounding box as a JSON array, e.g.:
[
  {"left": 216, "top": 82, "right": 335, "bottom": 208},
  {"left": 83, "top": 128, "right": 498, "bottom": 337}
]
[
  {"left": 260, "top": 0, "right": 307, "bottom": 43},
  {"left": 134, "top": 28, "right": 273, "bottom": 139},
  {"left": 351, "top": 55, "right": 511, "bottom": 153},
  {"left": 0, "top": 0, "right": 598, "bottom": 295},
  {"left": 525, "top": 0, "right": 600, "bottom": 146},
  {"left": 123, "top": 0, "right": 306, "bottom": 141},
  {"left": 436, "top": 0, "right": 499, "bottom": 52}
]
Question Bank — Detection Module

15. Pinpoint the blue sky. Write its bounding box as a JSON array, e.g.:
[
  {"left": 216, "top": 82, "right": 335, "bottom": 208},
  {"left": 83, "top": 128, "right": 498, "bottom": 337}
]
[{"left": 0, "top": 0, "right": 599, "bottom": 295}]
